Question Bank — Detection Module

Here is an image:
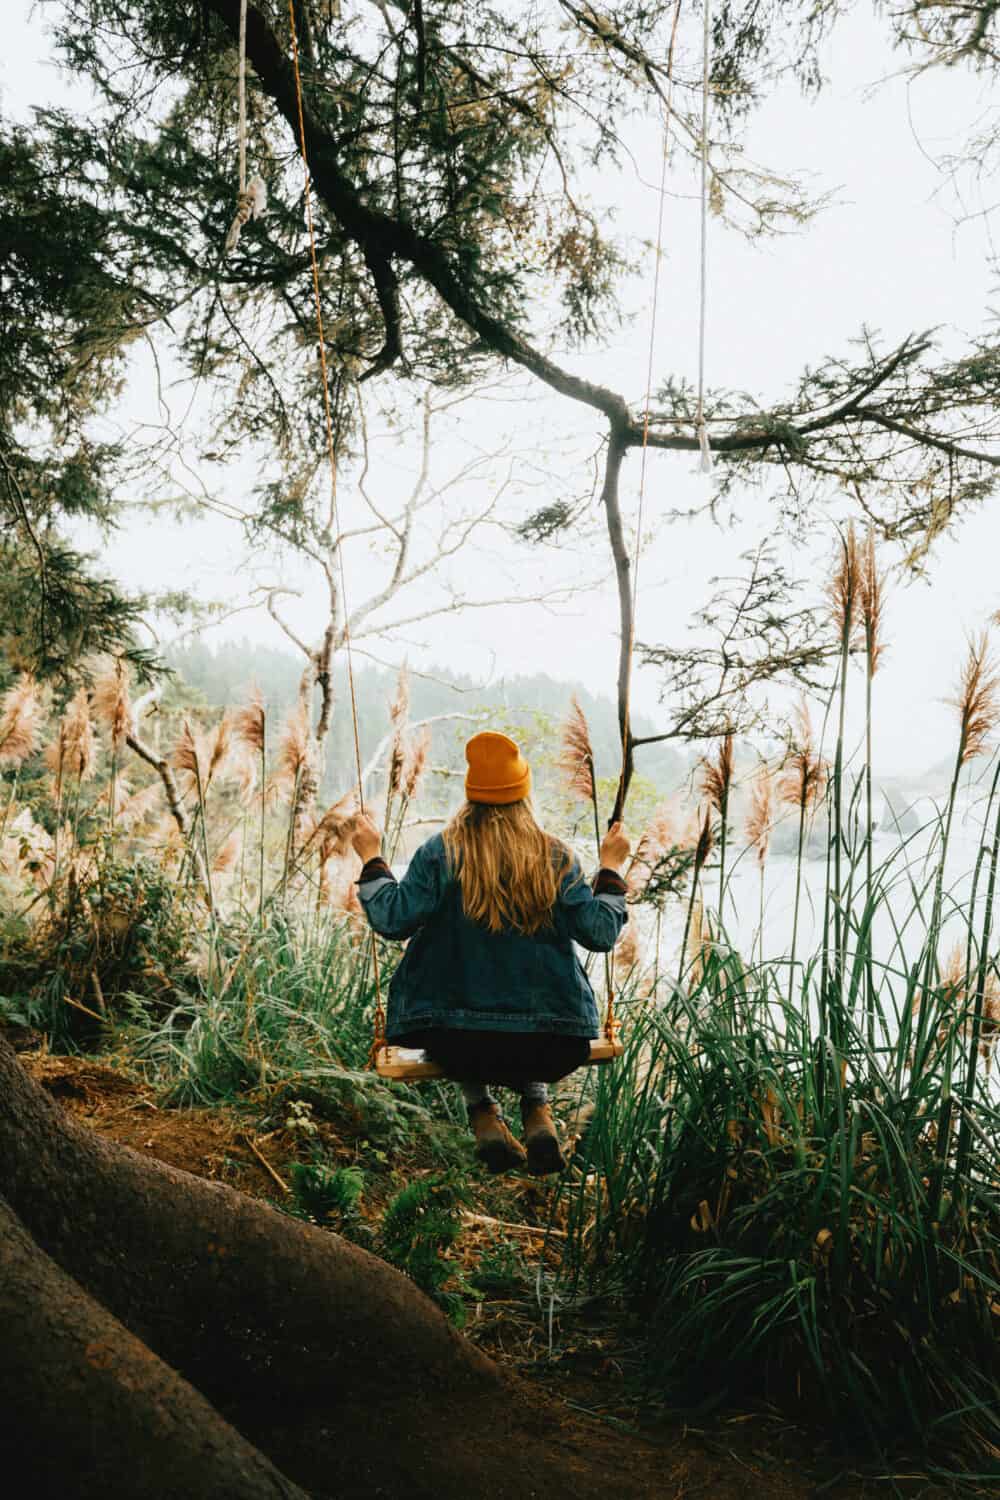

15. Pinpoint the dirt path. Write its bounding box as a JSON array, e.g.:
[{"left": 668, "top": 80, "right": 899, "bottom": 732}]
[{"left": 16, "top": 1049, "right": 954, "bottom": 1500}]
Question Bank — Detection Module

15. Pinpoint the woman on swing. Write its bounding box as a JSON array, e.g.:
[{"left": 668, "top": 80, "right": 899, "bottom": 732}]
[{"left": 351, "top": 731, "right": 630, "bottom": 1175}]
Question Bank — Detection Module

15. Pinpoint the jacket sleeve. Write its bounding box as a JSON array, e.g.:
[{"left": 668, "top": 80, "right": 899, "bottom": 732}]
[
  {"left": 558, "top": 859, "right": 628, "bottom": 952},
  {"left": 356, "top": 839, "right": 447, "bottom": 940}
]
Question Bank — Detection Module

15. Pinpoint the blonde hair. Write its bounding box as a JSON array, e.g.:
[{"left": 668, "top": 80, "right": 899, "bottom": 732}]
[{"left": 443, "top": 800, "right": 572, "bottom": 935}]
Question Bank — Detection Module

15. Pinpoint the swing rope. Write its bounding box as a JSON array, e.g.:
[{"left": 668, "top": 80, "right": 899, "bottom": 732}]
[
  {"left": 280, "top": 1, "right": 701, "bottom": 1063},
  {"left": 695, "top": 0, "right": 713, "bottom": 474},
  {"left": 225, "top": 0, "right": 267, "bottom": 255},
  {"left": 238, "top": 0, "right": 247, "bottom": 195},
  {"left": 284, "top": 0, "right": 386, "bottom": 1064},
  {"left": 608, "top": 0, "right": 683, "bottom": 1035}
]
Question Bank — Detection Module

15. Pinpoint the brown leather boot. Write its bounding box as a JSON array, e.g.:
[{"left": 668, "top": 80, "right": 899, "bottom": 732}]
[
  {"left": 521, "top": 1102, "right": 567, "bottom": 1176},
  {"left": 469, "top": 1101, "right": 527, "bottom": 1174}
]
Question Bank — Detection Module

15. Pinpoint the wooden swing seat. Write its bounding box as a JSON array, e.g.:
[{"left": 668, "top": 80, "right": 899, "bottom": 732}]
[{"left": 374, "top": 1033, "right": 623, "bottom": 1082}]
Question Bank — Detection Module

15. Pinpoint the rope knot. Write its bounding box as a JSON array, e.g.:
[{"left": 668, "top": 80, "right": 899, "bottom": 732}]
[
  {"left": 225, "top": 175, "right": 267, "bottom": 255},
  {"left": 697, "top": 416, "right": 714, "bottom": 475}
]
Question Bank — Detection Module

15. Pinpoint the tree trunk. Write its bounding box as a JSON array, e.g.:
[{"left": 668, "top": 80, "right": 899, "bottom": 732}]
[
  {"left": 0, "top": 1194, "right": 308, "bottom": 1500},
  {"left": 0, "top": 1035, "right": 658, "bottom": 1498},
  {"left": 0, "top": 1035, "right": 495, "bottom": 1408}
]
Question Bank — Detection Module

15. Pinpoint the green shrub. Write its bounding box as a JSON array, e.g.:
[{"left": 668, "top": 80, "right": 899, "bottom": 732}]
[
  {"left": 0, "top": 853, "right": 195, "bottom": 1047},
  {"left": 555, "top": 949, "right": 1000, "bottom": 1465},
  {"left": 379, "top": 1172, "right": 471, "bottom": 1324},
  {"left": 287, "top": 1160, "right": 374, "bottom": 1247}
]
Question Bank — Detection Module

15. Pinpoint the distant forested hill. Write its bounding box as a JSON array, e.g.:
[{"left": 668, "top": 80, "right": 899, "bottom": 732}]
[{"left": 164, "top": 638, "right": 692, "bottom": 808}]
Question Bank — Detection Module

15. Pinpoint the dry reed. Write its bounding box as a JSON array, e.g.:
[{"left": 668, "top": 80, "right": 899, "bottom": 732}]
[
  {"left": 745, "top": 767, "right": 773, "bottom": 869},
  {"left": 859, "top": 527, "right": 887, "bottom": 674},
  {"left": 277, "top": 701, "right": 313, "bottom": 791},
  {"left": 827, "top": 522, "right": 862, "bottom": 643},
  {"left": 171, "top": 721, "right": 202, "bottom": 782},
  {"left": 46, "top": 687, "right": 97, "bottom": 786},
  {"left": 950, "top": 632, "right": 1000, "bottom": 765},
  {"left": 693, "top": 804, "right": 715, "bottom": 871},
  {"left": 0, "top": 674, "right": 43, "bottom": 767},
  {"left": 389, "top": 665, "right": 410, "bottom": 729},
  {"left": 92, "top": 658, "right": 132, "bottom": 751},
  {"left": 402, "top": 727, "right": 431, "bottom": 801},
  {"left": 211, "top": 828, "right": 242, "bottom": 877},
  {"left": 626, "top": 801, "right": 677, "bottom": 896},
  {"left": 115, "top": 781, "right": 163, "bottom": 830},
  {"left": 232, "top": 689, "right": 266, "bottom": 756},
  {"left": 779, "top": 699, "right": 827, "bottom": 812},
  {"left": 557, "top": 695, "right": 597, "bottom": 803},
  {"left": 615, "top": 918, "right": 643, "bottom": 973},
  {"left": 686, "top": 895, "right": 707, "bottom": 986},
  {"left": 700, "top": 733, "right": 734, "bottom": 818}
]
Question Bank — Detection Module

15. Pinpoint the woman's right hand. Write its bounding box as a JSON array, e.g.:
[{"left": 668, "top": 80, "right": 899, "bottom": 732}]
[
  {"left": 351, "top": 813, "right": 383, "bottom": 864},
  {"left": 599, "top": 820, "right": 630, "bottom": 873}
]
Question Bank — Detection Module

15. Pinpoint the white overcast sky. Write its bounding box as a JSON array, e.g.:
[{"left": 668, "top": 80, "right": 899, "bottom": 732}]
[{"left": 5, "top": 1, "right": 1000, "bottom": 777}]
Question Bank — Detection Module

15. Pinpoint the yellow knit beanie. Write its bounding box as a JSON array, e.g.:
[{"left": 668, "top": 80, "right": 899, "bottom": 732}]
[{"left": 464, "top": 731, "right": 531, "bottom": 805}]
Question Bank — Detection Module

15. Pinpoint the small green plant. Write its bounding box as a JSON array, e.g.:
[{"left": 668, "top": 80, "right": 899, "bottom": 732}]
[
  {"left": 471, "top": 1234, "right": 529, "bottom": 1297},
  {"left": 379, "top": 1172, "right": 471, "bottom": 1324},
  {"left": 290, "top": 1161, "right": 364, "bottom": 1218},
  {"left": 284, "top": 1098, "right": 320, "bottom": 1139}
]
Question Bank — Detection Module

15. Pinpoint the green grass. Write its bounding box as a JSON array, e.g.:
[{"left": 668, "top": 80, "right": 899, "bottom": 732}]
[{"left": 552, "top": 886, "right": 1000, "bottom": 1471}]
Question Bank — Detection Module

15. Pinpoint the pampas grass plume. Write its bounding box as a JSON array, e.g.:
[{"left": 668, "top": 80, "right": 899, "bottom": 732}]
[
  {"left": 402, "top": 726, "right": 431, "bottom": 800},
  {"left": 860, "top": 527, "right": 887, "bottom": 674},
  {"left": 951, "top": 631, "right": 1000, "bottom": 766},
  {"left": 700, "top": 733, "right": 734, "bottom": 817},
  {"left": 389, "top": 665, "right": 410, "bottom": 729},
  {"left": 92, "top": 658, "right": 132, "bottom": 751},
  {"left": 205, "top": 713, "right": 232, "bottom": 787},
  {"left": 745, "top": 768, "right": 773, "bottom": 870},
  {"left": 212, "top": 828, "right": 242, "bottom": 876},
  {"left": 827, "top": 522, "right": 861, "bottom": 642},
  {"left": 0, "top": 674, "right": 43, "bottom": 767},
  {"left": 277, "top": 701, "right": 312, "bottom": 788},
  {"left": 616, "top": 919, "right": 642, "bottom": 973},
  {"left": 557, "top": 695, "right": 597, "bottom": 802},
  {"left": 694, "top": 805, "right": 714, "bottom": 871},
  {"left": 233, "top": 688, "right": 266, "bottom": 756},
  {"left": 627, "top": 801, "right": 675, "bottom": 896},
  {"left": 46, "top": 687, "right": 96, "bottom": 784},
  {"left": 779, "top": 699, "right": 826, "bottom": 811}
]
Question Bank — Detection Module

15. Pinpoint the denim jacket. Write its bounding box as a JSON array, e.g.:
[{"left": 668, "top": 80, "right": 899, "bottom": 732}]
[{"left": 357, "top": 833, "right": 627, "bottom": 1040}]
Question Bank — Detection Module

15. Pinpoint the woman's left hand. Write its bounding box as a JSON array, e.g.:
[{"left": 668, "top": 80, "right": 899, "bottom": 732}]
[{"left": 351, "top": 813, "right": 383, "bottom": 864}]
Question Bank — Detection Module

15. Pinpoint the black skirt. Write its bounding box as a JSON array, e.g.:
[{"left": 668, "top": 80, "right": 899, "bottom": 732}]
[{"left": 393, "top": 1028, "right": 591, "bottom": 1085}]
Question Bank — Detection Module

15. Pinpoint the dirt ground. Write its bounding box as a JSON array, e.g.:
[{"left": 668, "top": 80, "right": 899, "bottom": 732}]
[{"left": 18, "top": 1048, "right": 965, "bottom": 1500}]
